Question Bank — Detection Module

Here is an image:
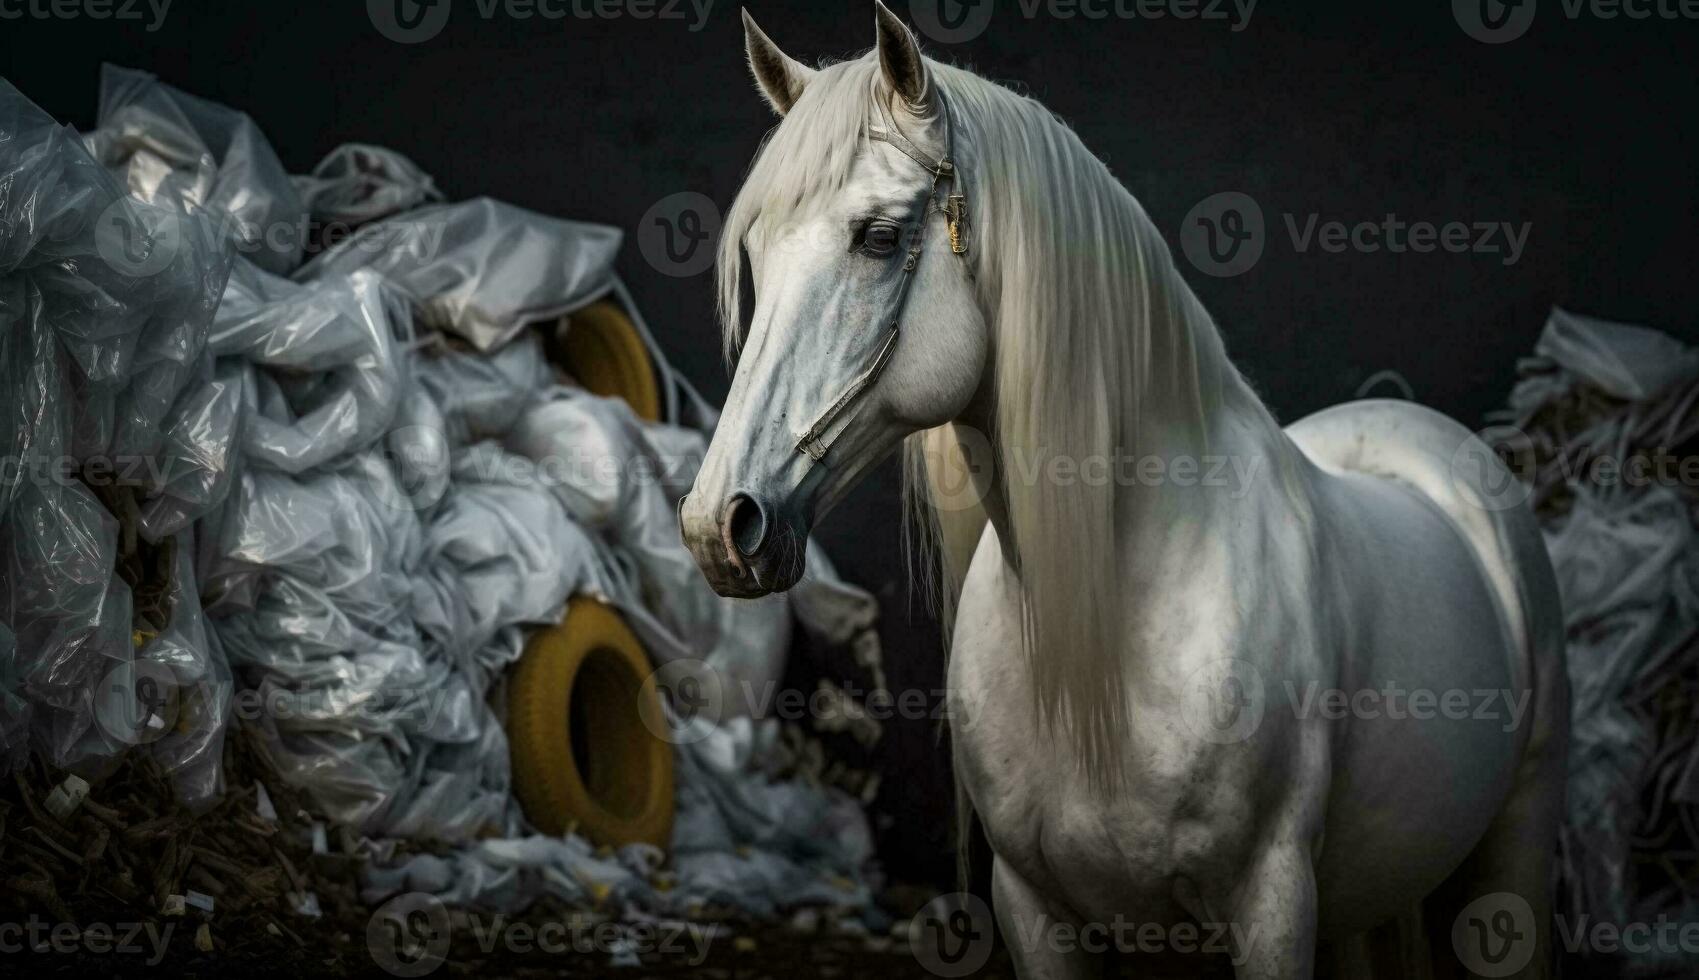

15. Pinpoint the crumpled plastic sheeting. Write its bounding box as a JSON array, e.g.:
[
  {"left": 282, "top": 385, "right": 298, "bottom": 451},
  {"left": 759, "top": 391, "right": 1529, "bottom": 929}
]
[
  {"left": 131, "top": 529, "right": 233, "bottom": 806},
  {"left": 364, "top": 717, "right": 882, "bottom": 923},
  {"left": 292, "top": 143, "right": 444, "bottom": 229},
  {"left": 6, "top": 69, "right": 888, "bottom": 920},
  {"left": 291, "top": 195, "right": 717, "bottom": 430},
  {"left": 1489, "top": 308, "right": 1699, "bottom": 949},
  {"left": 0, "top": 77, "right": 233, "bottom": 799},
  {"left": 88, "top": 64, "right": 308, "bottom": 275},
  {"left": 295, "top": 197, "right": 623, "bottom": 354},
  {"left": 220, "top": 267, "right": 410, "bottom": 474}
]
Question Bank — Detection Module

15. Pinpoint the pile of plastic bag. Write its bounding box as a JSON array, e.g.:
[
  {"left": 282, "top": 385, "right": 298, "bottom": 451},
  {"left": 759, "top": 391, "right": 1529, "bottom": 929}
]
[
  {"left": 1, "top": 65, "right": 886, "bottom": 922},
  {"left": 1488, "top": 308, "right": 1699, "bottom": 965}
]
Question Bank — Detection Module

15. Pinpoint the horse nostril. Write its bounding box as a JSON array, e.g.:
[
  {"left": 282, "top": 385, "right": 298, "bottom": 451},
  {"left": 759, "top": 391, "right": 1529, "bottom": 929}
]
[{"left": 726, "top": 493, "right": 769, "bottom": 557}]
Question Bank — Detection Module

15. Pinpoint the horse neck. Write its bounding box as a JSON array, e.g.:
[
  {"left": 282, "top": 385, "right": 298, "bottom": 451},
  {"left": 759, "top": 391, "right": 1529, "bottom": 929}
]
[{"left": 960, "top": 189, "right": 1291, "bottom": 576}]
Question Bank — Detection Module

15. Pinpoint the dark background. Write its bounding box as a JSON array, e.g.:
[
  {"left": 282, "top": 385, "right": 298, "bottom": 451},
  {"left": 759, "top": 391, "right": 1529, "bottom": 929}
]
[{"left": 4, "top": 0, "right": 1697, "bottom": 889}]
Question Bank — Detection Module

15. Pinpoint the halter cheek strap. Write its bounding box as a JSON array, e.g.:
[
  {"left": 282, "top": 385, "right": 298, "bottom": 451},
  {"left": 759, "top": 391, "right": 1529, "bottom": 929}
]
[{"left": 792, "top": 94, "right": 970, "bottom": 464}]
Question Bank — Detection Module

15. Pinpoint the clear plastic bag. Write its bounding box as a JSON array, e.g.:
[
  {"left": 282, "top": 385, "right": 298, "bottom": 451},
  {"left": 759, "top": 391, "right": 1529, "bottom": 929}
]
[
  {"left": 295, "top": 197, "right": 622, "bottom": 353},
  {"left": 90, "top": 64, "right": 307, "bottom": 274},
  {"left": 293, "top": 143, "right": 444, "bottom": 229}
]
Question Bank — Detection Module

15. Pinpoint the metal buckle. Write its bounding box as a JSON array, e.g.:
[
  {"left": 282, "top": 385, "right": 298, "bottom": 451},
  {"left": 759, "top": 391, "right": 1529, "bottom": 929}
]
[{"left": 945, "top": 194, "right": 968, "bottom": 255}]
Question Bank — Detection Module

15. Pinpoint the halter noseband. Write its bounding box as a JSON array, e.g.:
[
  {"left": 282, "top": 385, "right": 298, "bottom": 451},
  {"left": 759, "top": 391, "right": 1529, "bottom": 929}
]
[{"left": 792, "top": 93, "right": 970, "bottom": 463}]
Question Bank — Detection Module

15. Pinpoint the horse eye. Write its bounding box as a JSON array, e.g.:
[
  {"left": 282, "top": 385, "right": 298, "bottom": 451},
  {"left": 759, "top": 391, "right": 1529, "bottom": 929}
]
[{"left": 859, "top": 221, "right": 902, "bottom": 256}]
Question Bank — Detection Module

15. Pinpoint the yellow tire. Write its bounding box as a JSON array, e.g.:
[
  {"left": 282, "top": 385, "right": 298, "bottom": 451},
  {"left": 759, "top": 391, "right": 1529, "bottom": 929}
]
[
  {"left": 508, "top": 597, "right": 674, "bottom": 849},
  {"left": 556, "top": 300, "right": 662, "bottom": 423}
]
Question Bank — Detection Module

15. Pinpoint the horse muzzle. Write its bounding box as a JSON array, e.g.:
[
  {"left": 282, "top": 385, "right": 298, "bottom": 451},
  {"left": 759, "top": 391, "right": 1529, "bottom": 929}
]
[{"left": 679, "top": 488, "right": 809, "bottom": 598}]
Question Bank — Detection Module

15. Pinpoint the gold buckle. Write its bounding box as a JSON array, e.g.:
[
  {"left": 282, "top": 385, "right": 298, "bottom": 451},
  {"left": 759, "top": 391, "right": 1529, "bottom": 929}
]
[{"left": 945, "top": 195, "right": 968, "bottom": 255}]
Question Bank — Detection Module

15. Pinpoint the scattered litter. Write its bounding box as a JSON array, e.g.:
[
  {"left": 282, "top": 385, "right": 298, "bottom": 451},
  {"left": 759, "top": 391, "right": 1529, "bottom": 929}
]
[
  {"left": 290, "top": 891, "right": 323, "bottom": 919},
  {"left": 255, "top": 782, "right": 278, "bottom": 822},
  {"left": 606, "top": 936, "right": 641, "bottom": 968},
  {"left": 44, "top": 775, "right": 91, "bottom": 820},
  {"left": 0, "top": 59, "right": 894, "bottom": 966}
]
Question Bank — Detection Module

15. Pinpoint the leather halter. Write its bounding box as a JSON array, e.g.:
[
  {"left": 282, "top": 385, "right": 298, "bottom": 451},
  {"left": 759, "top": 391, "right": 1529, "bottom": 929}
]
[{"left": 792, "top": 93, "right": 970, "bottom": 463}]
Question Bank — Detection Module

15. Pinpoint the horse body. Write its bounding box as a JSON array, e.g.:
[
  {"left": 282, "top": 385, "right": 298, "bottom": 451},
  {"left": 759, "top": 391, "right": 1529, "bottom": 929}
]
[
  {"left": 952, "top": 397, "right": 1564, "bottom": 974},
  {"left": 683, "top": 7, "right": 1569, "bottom": 975}
]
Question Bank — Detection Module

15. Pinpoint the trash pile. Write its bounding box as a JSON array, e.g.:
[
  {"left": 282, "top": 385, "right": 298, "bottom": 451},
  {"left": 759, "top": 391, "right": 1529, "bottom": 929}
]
[
  {"left": 0, "top": 62, "right": 892, "bottom": 943},
  {"left": 1488, "top": 308, "right": 1699, "bottom": 971}
]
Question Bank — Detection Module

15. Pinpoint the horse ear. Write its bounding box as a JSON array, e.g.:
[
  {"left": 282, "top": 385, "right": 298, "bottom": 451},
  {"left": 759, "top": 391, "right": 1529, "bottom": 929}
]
[
  {"left": 743, "top": 9, "right": 814, "bottom": 116},
  {"left": 874, "top": 1, "right": 930, "bottom": 111}
]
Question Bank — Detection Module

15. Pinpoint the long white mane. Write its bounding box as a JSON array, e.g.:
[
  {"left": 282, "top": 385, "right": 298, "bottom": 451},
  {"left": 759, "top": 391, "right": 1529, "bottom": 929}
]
[{"left": 718, "top": 52, "right": 1255, "bottom": 790}]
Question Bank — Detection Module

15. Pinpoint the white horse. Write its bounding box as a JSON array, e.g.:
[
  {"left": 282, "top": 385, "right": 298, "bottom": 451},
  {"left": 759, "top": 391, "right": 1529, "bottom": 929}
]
[{"left": 681, "top": 7, "right": 1569, "bottom": 977}]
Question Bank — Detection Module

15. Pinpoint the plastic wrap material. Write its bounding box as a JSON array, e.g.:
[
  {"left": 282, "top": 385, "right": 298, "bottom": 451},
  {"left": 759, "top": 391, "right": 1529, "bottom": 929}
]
[
  {"left": 294, "top": 197, "right": 622, "bottom": 353},
  {"left": 1489, "top": 308, "right": 1699, "bottom": 964},
  {"left": 293, "top": 143, "right": 444, "bottom": 228},
  {"left": 218, "top": 266, "right": 410, "bottom": 474},
  {"left": 1, "top": 78, "right": 231, "bottom": 802},
  {"left": 89, "top": 64, "right": 308, "bottom": 275}
]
